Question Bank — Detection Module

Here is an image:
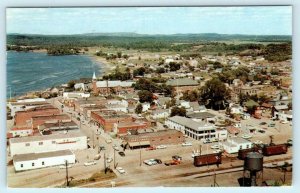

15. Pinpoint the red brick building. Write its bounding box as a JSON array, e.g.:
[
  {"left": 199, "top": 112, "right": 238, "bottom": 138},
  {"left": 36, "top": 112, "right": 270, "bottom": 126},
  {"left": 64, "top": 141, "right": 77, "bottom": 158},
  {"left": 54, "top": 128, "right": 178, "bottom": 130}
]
[
  {"left": 14, "top": 105, "right": 60, "bottom": 127},
  {"left": 115, "top": 120, "right": 151, "bottom": 136},
  {"left": 31, "top": 114, "right": 71, "bottom": 130},
  {"left": 123, "top": 130, "right": 184, "bottom": 148},
  {"left": 91, "top": 110, "right": 132, "bottom": 132}
]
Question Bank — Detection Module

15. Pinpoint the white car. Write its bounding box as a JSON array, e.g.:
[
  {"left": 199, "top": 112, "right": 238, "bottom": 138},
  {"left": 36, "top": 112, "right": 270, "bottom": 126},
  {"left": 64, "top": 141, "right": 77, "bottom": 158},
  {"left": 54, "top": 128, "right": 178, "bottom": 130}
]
[
  {"left": 116, "top": 167, "right": 125, "bottom": 174},
  {"left": 59, "top": 164, "right": 73, "bottom": 169},
  {"left": 106, "top": 157, "right": 113, "bottom": 163},
  {"left": 182, "top": 142, "right": 192, "bottom": 147},
  {"left": 144, "top": 159, "right": 157, "bottom": 166},
  {"left": 280, "top": 120, "right": 289, "bottom": 124},
  {"left": 210, "top": 144, "right": 220, "bottom": 149},
  {"left": 84, "top": 161, "right": 97, "bottom": 166},
  {"left": 156, "top": 145, "right": 167, "bottom": 149}
]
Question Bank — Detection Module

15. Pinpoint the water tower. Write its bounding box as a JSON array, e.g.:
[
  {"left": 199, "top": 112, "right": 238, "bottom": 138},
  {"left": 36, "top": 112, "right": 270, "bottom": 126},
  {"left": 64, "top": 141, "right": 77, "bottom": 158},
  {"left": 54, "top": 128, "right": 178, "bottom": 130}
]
[{"left": 244, "top": 152, "right": 263, "bottom": 186}]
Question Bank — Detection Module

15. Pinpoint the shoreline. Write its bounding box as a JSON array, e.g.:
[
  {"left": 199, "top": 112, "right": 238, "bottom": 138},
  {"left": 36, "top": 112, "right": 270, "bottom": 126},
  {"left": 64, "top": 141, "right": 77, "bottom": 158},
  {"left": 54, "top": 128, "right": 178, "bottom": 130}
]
[{"left": 7, "top": 51, "right": 115, "bottom": 101}]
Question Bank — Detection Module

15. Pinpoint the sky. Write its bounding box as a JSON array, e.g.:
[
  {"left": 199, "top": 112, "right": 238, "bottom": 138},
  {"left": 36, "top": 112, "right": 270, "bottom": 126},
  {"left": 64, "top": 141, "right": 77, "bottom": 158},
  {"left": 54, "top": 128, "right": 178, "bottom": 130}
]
[{"left": 6, "top": 6, "right": 292, "bottom": 35}]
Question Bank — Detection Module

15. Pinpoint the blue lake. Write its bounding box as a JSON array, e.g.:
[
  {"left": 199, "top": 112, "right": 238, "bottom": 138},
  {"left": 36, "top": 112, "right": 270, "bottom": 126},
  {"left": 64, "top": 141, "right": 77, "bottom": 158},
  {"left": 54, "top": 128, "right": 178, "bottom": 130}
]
[{"left": 7, "top": 51, "right": 101, "bottom": 98}]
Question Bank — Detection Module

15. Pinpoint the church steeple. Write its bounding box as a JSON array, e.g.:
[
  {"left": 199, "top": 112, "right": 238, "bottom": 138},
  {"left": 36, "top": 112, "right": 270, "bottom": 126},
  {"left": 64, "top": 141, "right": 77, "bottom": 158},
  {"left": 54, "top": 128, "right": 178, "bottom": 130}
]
[{"left": 92, "top": 72, "right": 97, "bottom": 80}]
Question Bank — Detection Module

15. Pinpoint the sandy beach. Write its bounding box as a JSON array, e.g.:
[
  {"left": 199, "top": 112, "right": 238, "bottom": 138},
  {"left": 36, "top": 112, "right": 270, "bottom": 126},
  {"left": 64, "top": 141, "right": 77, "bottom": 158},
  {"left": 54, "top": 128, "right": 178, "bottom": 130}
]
[{"left": 87, "top": 54, "right": 115, "bottom": 77}]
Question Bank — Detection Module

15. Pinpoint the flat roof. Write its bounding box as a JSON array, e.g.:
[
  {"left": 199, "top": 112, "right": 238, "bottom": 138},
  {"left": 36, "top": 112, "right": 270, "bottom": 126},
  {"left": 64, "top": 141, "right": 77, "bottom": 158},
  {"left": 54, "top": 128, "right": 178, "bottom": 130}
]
[
  {"left": 187, "top": 112, "right": 216, "bottom": 119},
  {"left": 10, "top": 131, "right": 86, "bottom": 144},
  {"left": 125, "top": 129, "right": 182, "bottom": 140},
  {"left": 13, "top": 150, "right": 74, "bottom": 162},
  {"left": 32, "top": 114, "right": 70, "bottom": 120},
  {"left": 168, "top": 116, "right": 214, "bottom": 131}
]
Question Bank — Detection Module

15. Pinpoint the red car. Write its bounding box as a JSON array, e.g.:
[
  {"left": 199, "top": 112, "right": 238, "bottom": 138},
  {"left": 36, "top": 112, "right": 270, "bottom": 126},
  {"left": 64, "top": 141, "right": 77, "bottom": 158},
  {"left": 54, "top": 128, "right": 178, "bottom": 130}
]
[{"left": 146, "top": 146, "right": 156, "bottom": 151}]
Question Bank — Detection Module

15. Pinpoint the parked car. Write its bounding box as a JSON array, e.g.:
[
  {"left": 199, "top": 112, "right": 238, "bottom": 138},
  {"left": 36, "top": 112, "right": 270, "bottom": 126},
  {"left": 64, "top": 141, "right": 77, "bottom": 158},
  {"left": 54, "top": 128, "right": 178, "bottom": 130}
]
[
  {"left": 84, "top": 161, "right": 97, "bottom": 166},
  {"left": 156, "top": 145, "right": 167, "bottom": 149},
  {"left": 280, "top": 120, "right": 289, "bottom": 124},
  {"left": 144, "top": 159, "right": 157, "bottom": 166},
  {"left": 268, "top": 122, "right": 275, "bottom": 127},
  {"left": 106, "top": 157, "right": 113, "bottom": 163},
  {"left": 260, "top": 122, "right": 267, "bottom": 125},
  {"left": 118, "top": 152, "right": 125, "bottom": 157},
  {"left": 203, "top": 139, "right": 212, "bottom": 144},
  {"left": 287, "top": 139, "right": 293, "bottom": 147},
  {"left": 113, "top": 145, "right": 120, "bottom": 151},
  {"left": 116, "top": 167, "right": 125, "bottom": 174},
  {"left": 105, "top": 139, "right": 112, "bottom": 144},
  {"left": 154, "top": 159, "right": 162, "bottom": 164},
  {"left": 59, "top": 164, "right": 73, "bottom": 169},
  {"left": 146, "top": 146, "right": 156, "bottom": 151},
  {"left": 172, "top": 155, "right": 182, "bottom": 161},
  {"left": 182, "top": 142, "right": 192, "bottom": 147}
]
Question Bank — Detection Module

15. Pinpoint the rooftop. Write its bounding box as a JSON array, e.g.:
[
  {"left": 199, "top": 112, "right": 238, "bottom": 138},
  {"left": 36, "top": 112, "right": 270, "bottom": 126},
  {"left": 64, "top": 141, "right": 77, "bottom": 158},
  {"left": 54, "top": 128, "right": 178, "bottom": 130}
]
[
  {"left": 187, "top": 112, "right": 216, "bottom": 119},
  {"left": 10, "top": 131, "right": 86, "bottom": 144},
  {"left": 96, "top": 80, "right": 135, "bottom": 88},
  {"left": 13, "top": 150, "right": 74, "bottom": 162},
  {"left": 166, "top": 78, "right": 199, "bottom": 87},
  {"left": 168, "top": 116, "right": 214, "bottom": 131}
]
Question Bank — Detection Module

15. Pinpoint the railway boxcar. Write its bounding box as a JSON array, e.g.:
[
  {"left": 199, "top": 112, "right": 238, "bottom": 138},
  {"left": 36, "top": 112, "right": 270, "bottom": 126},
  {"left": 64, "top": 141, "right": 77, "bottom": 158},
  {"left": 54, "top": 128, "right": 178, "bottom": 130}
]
[
  {"left": 263, "top": 144, "right": 288, "bottom": 156},
  {"left": 194, "top": 153, "right": 222, "bottom": 167},
  {"left": 238, "top": 147, "right": 262, "bottom": 160}
]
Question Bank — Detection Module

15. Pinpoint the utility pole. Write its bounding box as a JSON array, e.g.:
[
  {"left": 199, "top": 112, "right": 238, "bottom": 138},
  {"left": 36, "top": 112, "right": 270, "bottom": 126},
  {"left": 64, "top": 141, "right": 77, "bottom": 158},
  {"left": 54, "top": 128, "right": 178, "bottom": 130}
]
[
  {"left": 212, "top": 169, "right": 219, "bottom": 187},
  {"left": 199, "top": 145, "right": 202, "bottom": 156},
  {"left": 104, "top": 152, "right": 107, "bottom": 174},
  {"left": 114, "top": 148, "right": 116, "bottom": 169},
  {"left": 139, "top": 141, "right": 142, "bottom": 166},
  {"left": 65, "top": 160, "right": 69, "bottom": 187}
]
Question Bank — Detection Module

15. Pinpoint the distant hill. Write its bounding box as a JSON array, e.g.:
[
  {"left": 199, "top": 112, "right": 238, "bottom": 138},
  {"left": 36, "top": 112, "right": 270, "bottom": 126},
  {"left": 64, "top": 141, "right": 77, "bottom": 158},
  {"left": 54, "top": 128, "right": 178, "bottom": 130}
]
[{"left": 7, "top": 32, "right": 291, "bottom": 46}]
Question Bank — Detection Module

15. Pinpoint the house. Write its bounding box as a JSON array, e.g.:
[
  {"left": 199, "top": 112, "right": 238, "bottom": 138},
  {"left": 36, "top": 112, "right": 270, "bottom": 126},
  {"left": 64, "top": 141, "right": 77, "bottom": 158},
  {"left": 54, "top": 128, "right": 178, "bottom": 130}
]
[
  {"left": 165, "top": 116, "right": 216, "bottom": 140},
  {"left": 151, "top": 109, "right": 170, "bottom": 119},
  {"left": 123, "top": 130, "right": 184, "bottom": 149},
  {"left": 157, "top": 96, "right": 171, "bottom": 108},
  {"left": 141, "top": 103, "right": 151, "bottom": 112},
  {"left": 222, "top": 137, "right": 252, "bottom": 154},
  {"left": 274, "top": 110, "right": 292, "bottom": 122},
  {"left": 230, "top": 104, "right": 244, "bottom": 115},
  {"left": 9, "top": 131, "right": 87, "bottom": 156},
  {"left": 38, "top": 120, "right": 79, "bottom": 135},
  {"left": 166, "top": 78, "right": 199, "bottom": 93},
  {"left": 216, "top": 128, "right": 228, "bottom": 141},
  {"left": 13, "top": 150, "right": 75, "bottom": 172}
]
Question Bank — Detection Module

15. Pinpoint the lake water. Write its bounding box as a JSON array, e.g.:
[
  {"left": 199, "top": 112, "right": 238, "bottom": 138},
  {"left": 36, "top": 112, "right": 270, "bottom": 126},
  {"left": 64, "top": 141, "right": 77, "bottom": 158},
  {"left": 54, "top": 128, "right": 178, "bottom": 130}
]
[{"left": 7, "top": 51, "right": 101, "bottom": 98}]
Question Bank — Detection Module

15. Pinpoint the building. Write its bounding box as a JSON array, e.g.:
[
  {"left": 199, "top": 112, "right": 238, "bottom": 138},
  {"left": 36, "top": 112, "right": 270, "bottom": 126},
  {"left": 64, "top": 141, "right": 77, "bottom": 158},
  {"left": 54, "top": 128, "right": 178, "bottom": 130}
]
[
  {"left": 9, "top": 131, "right": 87, "bottom": 156},
  {"left": 221, "top": 137, "right": 252, "bottom": 154},
  {"left": 187, "top": 112, "right": 216, "bottom": 123},
  {"left": 123, "top": 130, "right": 184, "bottom": 149},
  {"left": 166, "top": 78, "right": 199, "bottom": 93},
  {"left": 31, "top": 114, "right": 71, "bottom": 130},
  {"left": 38, "top": 120, "right": 79, "bottom": 135},
  {"left": 7, "top": 127, "right": 34, "bottom": 138},
  {"left": 7, "top": 101, "right": 49, "bottom": 117},
  {"left": 274, "top": 110, "right": 293, "bottom": 122},
  {"left": 13, "top": 150, "right": 75, "bottom": 172},
  {"left": 114, "top": 120, "right": 151, "bottom": 136},
  {"left": 91, "top": 110, "right": 132, "bottom": 132},
  {"left": 151, "top": 109, "right": 170, "bottom": 119},
  {"left": 165, "top": 116, "right": 216, "bottom": 140},
  {"left": 14, "top": 105, "right": 60, "bottom": 127},
  {"left": 63, "top": 92, "right": 90, "bottom": 99},
  {"left": 92, "top": 80, "right": 135, "bottom": 95}
]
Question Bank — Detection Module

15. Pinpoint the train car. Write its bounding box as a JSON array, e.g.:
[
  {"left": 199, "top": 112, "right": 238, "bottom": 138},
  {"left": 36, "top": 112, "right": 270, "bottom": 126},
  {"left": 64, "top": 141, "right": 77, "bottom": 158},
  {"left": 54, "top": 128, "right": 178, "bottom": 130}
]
[
  {"left": 238, "top": 147, "right": 262, "bottom": 160},
  {"left": 194, "top": 153, "right": 222, "bottom": 167},
  {"left": 262, "top": 144, "right": 288, "bottom": 156}
]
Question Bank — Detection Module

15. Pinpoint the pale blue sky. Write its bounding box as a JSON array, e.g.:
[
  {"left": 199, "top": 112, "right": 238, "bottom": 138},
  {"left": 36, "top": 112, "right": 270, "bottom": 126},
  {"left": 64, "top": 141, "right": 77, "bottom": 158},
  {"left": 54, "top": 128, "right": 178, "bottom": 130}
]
[{"left": 6, "top": 6, "right": 292, "bottom": 35}]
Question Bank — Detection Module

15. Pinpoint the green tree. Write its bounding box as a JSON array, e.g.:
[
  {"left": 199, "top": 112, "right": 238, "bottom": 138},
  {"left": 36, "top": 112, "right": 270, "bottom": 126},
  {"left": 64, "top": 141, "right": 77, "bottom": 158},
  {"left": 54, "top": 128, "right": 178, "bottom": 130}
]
[
  {"left": 200, "top": 77, "right": 231, "bottom": 110},
  {"left": 138, "top": 90, "right": 153, "bottom": 103},
  {"left": 135, "top": 104, "right": 143, "bottom": 114},
  {"left": 170, "top": 106, "right": 186, "bottom": 117}
]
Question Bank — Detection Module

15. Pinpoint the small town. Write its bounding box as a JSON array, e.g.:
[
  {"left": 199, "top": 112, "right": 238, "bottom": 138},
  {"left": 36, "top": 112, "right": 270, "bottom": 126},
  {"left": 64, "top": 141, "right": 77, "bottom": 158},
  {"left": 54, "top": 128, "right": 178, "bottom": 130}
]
[
  {"left": 5, "top": 6, "right": 293, "bottom": 188},
  {"left": 6, "top": 47, "right": 293, "bottom": 187}
]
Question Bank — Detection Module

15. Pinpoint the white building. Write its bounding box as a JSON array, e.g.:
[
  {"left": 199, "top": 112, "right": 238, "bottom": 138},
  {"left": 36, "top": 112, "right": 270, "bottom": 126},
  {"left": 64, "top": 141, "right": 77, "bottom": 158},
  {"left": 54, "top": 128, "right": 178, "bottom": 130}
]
[
  {"left": 142, "top": 103, "right": 151, "bottom": 112},
  {"left": 230, "top": 104, "right": 244, "bottom": 114},
  {"left": 274, "top": 110, "right": 293, "bottom": 122},
  {"left": 7, "top": 101, "right": 49, "bottom": 117},
  {"left": 165, "top": 116, "right": 216, "bottom": 140},
  {"left": 216, "top": 129, "right": 228, "bottom": 141},
  {"left": 222, "top": 137, "right": 252, "bottom": 154},
  {"left": 63, "top": 92, "right": 90, "bottom": 99},
  {"left": 13, "top": 150, "right": 75, "bottom": 171},
  {"left": 8, "top": 127, "right": 33, "bottom": 138},
  {"left": 9, "top": 131, "right": 87, "bottom": 156},
  {"left": 151, "top": 109, "right": 170, "bottom": 119}
]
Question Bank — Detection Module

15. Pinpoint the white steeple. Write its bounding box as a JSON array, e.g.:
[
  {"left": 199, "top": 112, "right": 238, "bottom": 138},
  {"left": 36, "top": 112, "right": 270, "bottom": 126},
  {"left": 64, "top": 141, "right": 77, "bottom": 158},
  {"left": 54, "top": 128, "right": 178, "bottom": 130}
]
[{"left": 92, "top": 72, "right": 97, "bottom": 80}]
